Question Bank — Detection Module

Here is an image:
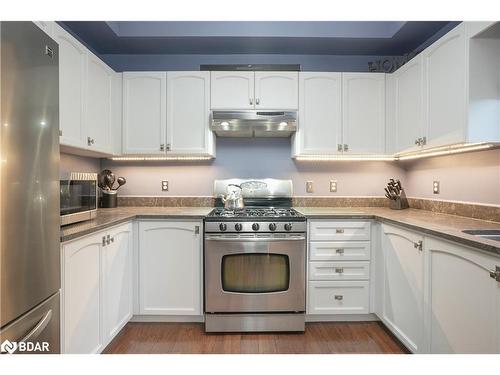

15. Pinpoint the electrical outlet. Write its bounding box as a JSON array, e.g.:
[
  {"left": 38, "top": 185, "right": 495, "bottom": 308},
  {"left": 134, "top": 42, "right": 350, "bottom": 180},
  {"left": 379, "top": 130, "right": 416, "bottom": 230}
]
[
  {"left": 330, "top": 180, "right": 337, "bottom": 193},
  {"left": 162, "top": 180, "right": 169, "bottom": 191},
  {"left": 433, "top": 181, "right": 440, "bottom": 194},
  {"left": 306, "top": 181, "right": 314, "bottom": 193}
]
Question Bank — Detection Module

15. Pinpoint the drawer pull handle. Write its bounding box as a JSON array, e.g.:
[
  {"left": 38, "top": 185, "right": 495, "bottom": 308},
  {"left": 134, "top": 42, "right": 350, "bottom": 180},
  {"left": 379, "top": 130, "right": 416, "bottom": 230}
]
[
  {"left": 336, "top": 248, "right": 344, "bottom": 254},
  {"left": 335, "top": 267, "right": 344, "bottom": 274},
  {"left": 336, "top": 229, "right": 344, "bottom": 234},
  {"left": 334, "top": 295, "right": 343, "bottom": 301}
]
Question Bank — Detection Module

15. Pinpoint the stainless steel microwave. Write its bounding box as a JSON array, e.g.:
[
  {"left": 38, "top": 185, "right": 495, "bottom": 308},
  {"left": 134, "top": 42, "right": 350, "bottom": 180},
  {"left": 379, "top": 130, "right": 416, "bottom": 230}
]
[{"left": 60, "top": 172, "right": 98, "bottom": 226}]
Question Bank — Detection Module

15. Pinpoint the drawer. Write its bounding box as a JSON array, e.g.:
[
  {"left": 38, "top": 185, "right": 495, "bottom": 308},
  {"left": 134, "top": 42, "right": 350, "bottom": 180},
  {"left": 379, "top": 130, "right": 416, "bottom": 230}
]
[
  {"left": 309, "top": 261, "right": 370, "bottom": 281},
  {"left": 309, "top": 241, "right": 371, "bottom": 261},
  {"left": 310, "top": 220, "right": 371, "bottom": 241},
  {"left": 308, "top": 281, "right": 369, "bottom": 315}
]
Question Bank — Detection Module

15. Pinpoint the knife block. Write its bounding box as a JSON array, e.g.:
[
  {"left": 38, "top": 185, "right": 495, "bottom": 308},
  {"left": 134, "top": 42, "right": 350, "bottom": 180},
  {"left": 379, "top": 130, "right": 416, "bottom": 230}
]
[{"left": 389, "top": 190, "right": 409, "bottom": 210}]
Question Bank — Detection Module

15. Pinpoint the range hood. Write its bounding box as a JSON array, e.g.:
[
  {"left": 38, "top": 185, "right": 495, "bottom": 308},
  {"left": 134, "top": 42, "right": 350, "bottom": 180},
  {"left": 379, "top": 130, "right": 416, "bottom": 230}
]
[{"left": 210, "top": 110, "right": 298, "bottom": 137}]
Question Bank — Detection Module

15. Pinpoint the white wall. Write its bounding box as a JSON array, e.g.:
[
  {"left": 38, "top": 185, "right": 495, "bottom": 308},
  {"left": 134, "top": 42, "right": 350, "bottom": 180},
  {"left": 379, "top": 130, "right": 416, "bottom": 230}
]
[{"left": 102, "top": 138, "right": 405, "bottom": 197}]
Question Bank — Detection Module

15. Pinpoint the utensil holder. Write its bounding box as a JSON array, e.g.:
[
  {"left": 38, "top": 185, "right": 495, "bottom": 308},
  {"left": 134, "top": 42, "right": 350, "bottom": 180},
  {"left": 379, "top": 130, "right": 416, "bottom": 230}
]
[
  {"left": 100, "top": 190, "right": 118, "bottom": 209},
  {"left": 389, "top": 190, "right": 409, "bottom": 210}
]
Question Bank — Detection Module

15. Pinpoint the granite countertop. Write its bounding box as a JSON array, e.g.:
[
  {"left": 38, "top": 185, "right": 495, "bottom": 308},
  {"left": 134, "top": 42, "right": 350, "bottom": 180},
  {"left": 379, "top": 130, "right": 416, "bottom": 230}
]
[
  {"left": 61, "top": 205, "right": 500, "bottom": 257},
  {"left": 61, "top": 206, "right": 213, "bottom": 242},
  {"left": 295, "top": 207, "right": 500, "bottom": 256}
]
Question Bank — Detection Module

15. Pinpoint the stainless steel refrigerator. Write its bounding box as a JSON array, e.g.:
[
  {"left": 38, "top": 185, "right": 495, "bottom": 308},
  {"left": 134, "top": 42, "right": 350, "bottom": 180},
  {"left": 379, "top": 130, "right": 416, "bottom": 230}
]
[{"left": 0, "top": 22, "right": 60, "bottom": 354}]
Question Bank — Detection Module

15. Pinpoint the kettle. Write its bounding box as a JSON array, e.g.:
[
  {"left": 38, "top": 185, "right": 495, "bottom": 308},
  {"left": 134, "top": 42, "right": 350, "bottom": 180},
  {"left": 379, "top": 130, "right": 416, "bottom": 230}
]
[{"left": 220, "top": 184, "right": 245, "bottom": 210}]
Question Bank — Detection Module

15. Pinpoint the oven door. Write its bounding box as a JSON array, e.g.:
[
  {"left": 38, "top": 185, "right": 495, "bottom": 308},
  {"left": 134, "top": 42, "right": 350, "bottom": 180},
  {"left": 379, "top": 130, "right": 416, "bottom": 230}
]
[{"left": 205, "top": 234, "right": 306, "bottom": 313}]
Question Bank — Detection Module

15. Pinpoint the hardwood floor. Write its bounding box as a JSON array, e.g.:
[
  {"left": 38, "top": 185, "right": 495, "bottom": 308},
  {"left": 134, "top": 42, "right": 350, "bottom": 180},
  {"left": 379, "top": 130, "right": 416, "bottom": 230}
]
[{"left": 103, "top": 322, "right": 409, "bottom": 354}]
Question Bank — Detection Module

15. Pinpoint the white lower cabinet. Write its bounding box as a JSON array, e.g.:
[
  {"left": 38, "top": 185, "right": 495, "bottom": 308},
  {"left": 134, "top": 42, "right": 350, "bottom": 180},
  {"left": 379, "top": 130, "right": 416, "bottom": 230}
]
[
  {"left": 138, "top": 221, "right": 203, "bottom": 315},
  {"left": 380, "top": 224, "right": 424, "bottom": 353},
  {"left": 309, "top": 281, "right": 370, "bottom": 314},
  {"left": 61, "top": 223, "right": 132, "bottom": 354},
  {"left": 426, "top": 237, "right": 500, "bottom": 353}
]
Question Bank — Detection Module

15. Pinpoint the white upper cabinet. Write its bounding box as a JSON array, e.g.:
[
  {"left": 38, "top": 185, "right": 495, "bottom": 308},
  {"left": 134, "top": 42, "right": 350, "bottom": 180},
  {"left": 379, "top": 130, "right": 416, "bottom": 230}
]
[
  {"left": 33, "top": 21, "right": 54, "bottom": 38},
  {"left": 85, "top": 52, "right": 113, "bottom": 152},
  {"left": 210, "top": 71, "right": 255, "bottom": 110},
  {"left": 423, "top": 23, "right": 467, "bottom": 148},
  {"left": 393, "top": 54, "right": 425, "bottom": 153},
  {"left": 293, "top": 72, "right": 343, "bottom": 155},
  {"left": 53, "top": 23, "right": 87, "bottom": 149},
  {"left": 426, "top": 237, "right": 500, "bottom": 354},
  {"left": 122, "top": 72, "right": 167, "bottom": 155},
  {"left": 138, "top": 221, "right": 203, "bottom": 316},
  {"left": 166, "top": 72, "right": 214, "bottom": 156},
  {"left": 381, "top": 224, "right": 425, "bottom": 353},
  {"left": 254, "top": 71, "right": 298, "bottom": 110},
  {"left": 342, "top": 73, "right": 385, "bottom": 154}
]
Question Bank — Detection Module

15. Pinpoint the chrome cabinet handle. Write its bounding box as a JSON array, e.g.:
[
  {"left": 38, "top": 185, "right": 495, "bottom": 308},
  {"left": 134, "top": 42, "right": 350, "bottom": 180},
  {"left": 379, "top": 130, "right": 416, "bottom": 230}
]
[
  {"left": 102, "top": 236, "right": 107, "bottom": 247},
  {"left": 160, "top": 144, "right": 165, "bottom": 152},
  {"left": 421, "top": 136, "right": 427, "bottom": 146},
  {"left": 249, "top": 98, "right": 253, "bottom": 105},
  {"left": 414, "top": 240, "right": 423, "bottom": 251},
  {"left": 415, "top": 138, "right": 420, "bottom": 145},
  {"left": 336, "top": 248, "right": 345, "bottom": 254},
  {"left": 343, "top": 144, "right": 348, "bottom": 152},
  {"left": 256, "top": 98, "right": 260, "bottom": 105},
  {"left": 18, "top": 309, "right": 53, "bottom": 345},
  {"left": 335, "top": 267, "right": 344, "bottom": 274},
  {"left": 87, "top": 137, "right": 95, "bottom": 146},
  {"left": 106, "top": 234, "right": 111, "bottom": 245},
  {"left": 336, "top": 229, "right": 344, "bottom": 234},
  {"left": 110, "top": 237, "right": 114, "bottom": 243},
  {"left": 337, "top": 144, "right": 343, "bottom": 152},
  {"left": 334, "top": 295, "right": 343, "bottom": 301},
  {"left": 166, "top": 143, "right": 171, "bottom": 151},
  {"left": 194, "top": 225, "right": 200, "bottom": 235},
  {"left": 490, "top": 266, "right": 500, "bottom": 282}
]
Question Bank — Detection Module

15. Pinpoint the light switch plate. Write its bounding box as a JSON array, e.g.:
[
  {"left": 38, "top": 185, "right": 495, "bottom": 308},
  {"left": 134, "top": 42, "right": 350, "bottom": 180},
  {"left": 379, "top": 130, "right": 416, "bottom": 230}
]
[
  {"left": 433, "top": 181, "right": 440, "bottom": 194},
  {"left": 306, "top": 181, "right": 314, "bottom": 193},
  {"left": 330, "top": 180, "right": 337, "bottom": 193},
  {"left": 162, "top": 180, "right": 169, "bottom": 191}
]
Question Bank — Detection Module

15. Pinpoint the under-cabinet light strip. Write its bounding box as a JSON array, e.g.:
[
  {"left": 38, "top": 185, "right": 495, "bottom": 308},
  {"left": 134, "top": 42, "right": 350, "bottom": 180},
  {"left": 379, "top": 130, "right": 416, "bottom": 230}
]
[
  {"left": 110, "top": 156, "right": 213, "bottom": 161},
  {"left": 294, "top": 155, "right": 396, "bottom": 161},
  {"left": 396, "top": 143, "right": 497, "bottom": 161}
]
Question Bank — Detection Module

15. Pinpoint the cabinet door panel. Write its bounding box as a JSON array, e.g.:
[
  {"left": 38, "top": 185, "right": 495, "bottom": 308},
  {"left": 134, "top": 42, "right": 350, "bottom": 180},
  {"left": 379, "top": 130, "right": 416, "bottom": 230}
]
[
  {"left": 122, "top": 72, "right": 166, "bottom": 154},
  {"left": 254, "top": 71, "right": 298, "bottom": 110},
  {"left": 342, "top": 73, "right": 385, "bottom": 154},
  {"left": 295, "top": 72, "right": 342, "bottom": 155},
  {"left": 166, "top": 72, "right": 213, "bottom": 155},
  {"left": 423, "top": 24, "right": 467, "bottom": 148},
  {"left": 308, "top": 281, "right": 370, "bottom": 314},
  {"left": 53, "top": 24, "right": 86, "bottom": 148},
  {"left": 103, "top": 224, "right": 132, "bottom": 344},
  {"left": 381, "top": 224, "right": 424, "bottom": 353},
  {"left": 427, "top": 237, "right": 499, "bottom": 353},
  {"left": 394, "top": 55, "right": 425, "bottom": 152},
  {"left": 139, "top": 221, "right": 202, "bottom": 315},
  {"left": 62, "top": 234, "right": 103, "bottom": 354},
  {"left": 86, "top": 53, "right": 112, "bottom": 152},
  {"left": 210, "top": 71, "right": 254, "bottom": 109}
]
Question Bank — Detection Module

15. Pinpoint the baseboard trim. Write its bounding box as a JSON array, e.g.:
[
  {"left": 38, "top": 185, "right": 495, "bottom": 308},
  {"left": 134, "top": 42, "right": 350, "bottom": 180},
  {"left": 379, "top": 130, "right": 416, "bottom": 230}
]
[
  {"left": 306, "top": 313, "right": 379, "bottom": 322},
  {"left": 131, "top": 315, "right": 205, "bottom": 323}
]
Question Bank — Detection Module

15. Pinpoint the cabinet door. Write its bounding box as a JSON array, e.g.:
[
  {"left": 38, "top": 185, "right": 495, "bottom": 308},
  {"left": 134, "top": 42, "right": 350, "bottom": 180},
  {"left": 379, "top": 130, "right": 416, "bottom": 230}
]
[
  {"left": 342, "top": 73, "right": 385, "bottom": 154},
  {"left": 53, "top": 23, "right": 86, "bottom": 148},
  {"left": 254, "top": 71, "right": 298, "bottom": 110},
  {"left": 122, "top": 72, "right": 167, "bottom": 154},
  {"left": 294, "top": 72, "right": 342, "bottom": 155},
  {"left": 102, "top": 224, "right": 133, "bottom": 345},
  {"left": 139, "top": 221, "right": 202, "bottom": 315},
  {"left": 423, "top": 23, "right": 467, "bottom": 148},
  {"left": 62, "top": 233, "right": 103, "bottom": 354},
  {"left": 166, "top": 72, "right": 214, "bottom": 155},
  {"left": 426, "top": 237, "right": 500, "bottom": 353},
  {"left": 210, "top": 71, "right": 255, "bottom": 109},
  {"left": 33, "top": 21, "right": 54, "bottom": 38},
  {"left": 381, "top": 224, "right": 424, "bottom": 353},
  {"left": 394, "top": 54, "right": 425, "bottom": 153},
  {"left": 86, "top": 52, "right": 113, "bottom": 153},
  {"left": 110, "top": 73, "right": 123, "bottom": 155}
]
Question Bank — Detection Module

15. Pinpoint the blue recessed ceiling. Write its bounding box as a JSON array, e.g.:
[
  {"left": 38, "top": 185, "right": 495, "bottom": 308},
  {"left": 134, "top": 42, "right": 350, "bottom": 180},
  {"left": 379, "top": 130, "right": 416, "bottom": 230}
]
[{"left": 59, "top": 21, "right": 458, "bottom": 56}]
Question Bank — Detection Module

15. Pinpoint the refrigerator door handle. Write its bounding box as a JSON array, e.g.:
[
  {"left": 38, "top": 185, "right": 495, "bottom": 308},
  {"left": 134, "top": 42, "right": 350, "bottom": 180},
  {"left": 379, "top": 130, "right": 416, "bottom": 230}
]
[{"left": 18, "top": 309, "right": 52, "bottom": 344}]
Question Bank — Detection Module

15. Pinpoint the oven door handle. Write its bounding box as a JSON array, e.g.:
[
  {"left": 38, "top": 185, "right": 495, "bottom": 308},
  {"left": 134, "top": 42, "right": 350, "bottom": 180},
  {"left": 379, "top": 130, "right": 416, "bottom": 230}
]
[{"left": 205, "top": 236, "right": 306, "bottom": 242}]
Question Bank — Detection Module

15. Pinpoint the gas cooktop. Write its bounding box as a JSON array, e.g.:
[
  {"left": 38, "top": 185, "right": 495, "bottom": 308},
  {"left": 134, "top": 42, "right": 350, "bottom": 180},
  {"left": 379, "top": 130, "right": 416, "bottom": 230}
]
[{"left": 207, "top": 207, "right": 304, "bottom": 220}]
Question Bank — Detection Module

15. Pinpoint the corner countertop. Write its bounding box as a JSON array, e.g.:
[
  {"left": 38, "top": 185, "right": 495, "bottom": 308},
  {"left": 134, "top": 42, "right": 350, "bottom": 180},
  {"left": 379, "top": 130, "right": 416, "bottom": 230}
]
[
  {"left": 61, "top": 206, "right": 500, "bottom": 257},
  {"left": 294, "top": 207, "right": 500, "bottom": 257},
  {"left": 60, "top": 207, "right": 213, "bottom": 243}
]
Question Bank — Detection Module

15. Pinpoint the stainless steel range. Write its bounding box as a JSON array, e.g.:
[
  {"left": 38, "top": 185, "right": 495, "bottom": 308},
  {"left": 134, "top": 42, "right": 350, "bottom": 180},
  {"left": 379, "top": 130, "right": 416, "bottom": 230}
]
[{"left": 204, "top": 179, "right": 306, "bottom": 333}]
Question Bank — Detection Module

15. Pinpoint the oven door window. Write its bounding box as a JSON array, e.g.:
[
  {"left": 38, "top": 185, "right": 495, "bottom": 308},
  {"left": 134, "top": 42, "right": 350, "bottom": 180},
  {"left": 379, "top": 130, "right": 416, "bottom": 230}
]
[
  {"left": 60, "top": 180, "right": 97, "bottom": 216},
  {"left": 221, "top": 253, "right": 290, "bottom": 293}
]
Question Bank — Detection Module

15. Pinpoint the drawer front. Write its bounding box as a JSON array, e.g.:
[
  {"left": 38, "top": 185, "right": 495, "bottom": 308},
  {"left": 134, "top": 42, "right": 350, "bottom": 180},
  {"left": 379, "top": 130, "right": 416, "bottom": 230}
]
[
  {"left": 310, "top": 241, "right": 371, "bottom": 261},
  {"left": 308, "top": 281, "right": 369, "bottom": 315},
  {"left": 310, "top": 221, "right": 371, "bottom": 241},
  {"left": 309, "top": 261, "right": 370, "bottom": 281}
]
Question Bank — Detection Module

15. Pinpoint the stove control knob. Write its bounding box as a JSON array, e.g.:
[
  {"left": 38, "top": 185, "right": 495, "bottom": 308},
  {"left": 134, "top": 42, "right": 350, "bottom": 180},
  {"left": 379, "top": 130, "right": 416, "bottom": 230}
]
[
  {"left": 252, "top": 223, "right": 260, "bottom": 231},
  {"left": 219, "top": 223, "right": 227, "bottom": 232},
  {"left": 235, "top": 223, "right": 243, "bottom": 232},
  {"left": 284, "top": 223, "right": 293, "bottom": 231},
  {"left": 269, "top": 223, "right": 277, "bottom": 231}
]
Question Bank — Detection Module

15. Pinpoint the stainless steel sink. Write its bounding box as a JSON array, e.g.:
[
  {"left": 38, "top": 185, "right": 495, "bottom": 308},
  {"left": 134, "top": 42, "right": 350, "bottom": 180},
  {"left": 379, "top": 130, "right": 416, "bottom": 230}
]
[{"left": 462, "top": 230, "right": 500, "bottom": 242}]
